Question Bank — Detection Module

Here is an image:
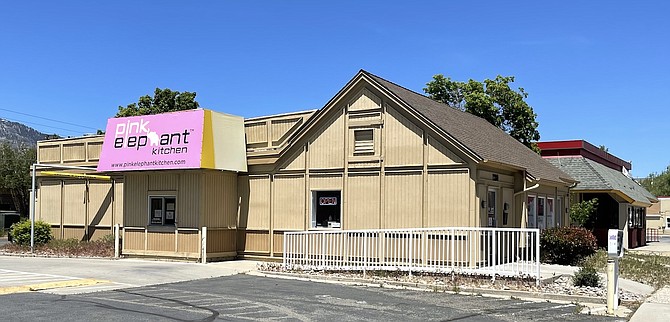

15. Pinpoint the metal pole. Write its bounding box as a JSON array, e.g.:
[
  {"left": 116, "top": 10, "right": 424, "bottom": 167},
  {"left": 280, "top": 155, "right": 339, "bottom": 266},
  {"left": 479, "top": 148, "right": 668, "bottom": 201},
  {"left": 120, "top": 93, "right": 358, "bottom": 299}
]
[{"left": 30, "top": 164, "right": 36, "bottom": 253}]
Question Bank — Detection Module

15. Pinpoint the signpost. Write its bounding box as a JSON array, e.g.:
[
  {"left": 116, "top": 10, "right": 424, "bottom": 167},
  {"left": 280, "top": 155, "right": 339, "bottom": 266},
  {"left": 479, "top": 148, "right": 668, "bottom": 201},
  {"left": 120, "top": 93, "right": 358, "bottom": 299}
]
[{"left": 606, "top": 229, "right": 624, "bottom": 314}]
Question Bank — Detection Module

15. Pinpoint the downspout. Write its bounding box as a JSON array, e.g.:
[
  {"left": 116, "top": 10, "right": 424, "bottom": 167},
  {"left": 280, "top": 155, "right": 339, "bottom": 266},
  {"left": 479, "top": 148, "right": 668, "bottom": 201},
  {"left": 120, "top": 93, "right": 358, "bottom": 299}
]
[{"left": 514, "top": 182, "right": 540, "bottom": 197}]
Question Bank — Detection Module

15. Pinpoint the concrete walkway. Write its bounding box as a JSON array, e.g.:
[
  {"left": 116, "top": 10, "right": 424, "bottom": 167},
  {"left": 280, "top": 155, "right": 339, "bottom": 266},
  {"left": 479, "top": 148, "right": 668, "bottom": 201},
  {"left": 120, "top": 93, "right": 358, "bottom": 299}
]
[{"left": 627, "top": 236, "right": 670, "bottom": 321}]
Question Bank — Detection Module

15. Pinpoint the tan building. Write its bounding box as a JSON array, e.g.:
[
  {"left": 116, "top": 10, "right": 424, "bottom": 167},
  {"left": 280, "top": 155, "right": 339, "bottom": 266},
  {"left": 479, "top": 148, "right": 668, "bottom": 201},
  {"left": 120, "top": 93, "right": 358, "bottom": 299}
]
[
  {"left": 35, "top": 70, "right": 576, "bottom": 261},
  {"left": 647, "top": 197, "right": 670, "bottom": 232}
]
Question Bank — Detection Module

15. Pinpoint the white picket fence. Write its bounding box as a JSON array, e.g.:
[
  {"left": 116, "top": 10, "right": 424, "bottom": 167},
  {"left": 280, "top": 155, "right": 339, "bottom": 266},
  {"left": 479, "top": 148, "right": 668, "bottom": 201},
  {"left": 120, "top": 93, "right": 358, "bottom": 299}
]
[{"left": 283, "top": 227, "right": 541, "bottom": 284}]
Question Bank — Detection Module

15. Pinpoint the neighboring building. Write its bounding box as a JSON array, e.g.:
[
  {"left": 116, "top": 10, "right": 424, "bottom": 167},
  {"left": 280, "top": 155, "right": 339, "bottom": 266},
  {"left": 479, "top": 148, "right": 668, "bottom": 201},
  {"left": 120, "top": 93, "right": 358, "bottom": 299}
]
[
  {"left": 647, "top": 196, "right": 670, "bottom": 232},
  {"left": 538, "top": 140, "right": 658, "bottom": 249},
  {"left": 35, "top": 70, "right": 576, "bottom": 261}
]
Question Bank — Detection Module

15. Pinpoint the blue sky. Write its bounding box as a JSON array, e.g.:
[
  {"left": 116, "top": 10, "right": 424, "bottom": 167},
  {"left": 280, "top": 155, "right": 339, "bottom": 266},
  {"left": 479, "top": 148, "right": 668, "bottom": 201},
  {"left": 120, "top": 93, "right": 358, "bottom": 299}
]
[{"left": 1, "top": 1, "right": 667, "bottom": 177}]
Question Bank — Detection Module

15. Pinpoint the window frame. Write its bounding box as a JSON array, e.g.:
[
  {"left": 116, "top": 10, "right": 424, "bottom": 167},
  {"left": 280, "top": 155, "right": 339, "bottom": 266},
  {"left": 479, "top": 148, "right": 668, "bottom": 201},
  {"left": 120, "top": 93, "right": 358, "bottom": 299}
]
[
  {"left": 310, "top": 190, "right": 342, "bottom": 229},
  {"left": 148, "top": 195, "right": 177, "bottom": 226}
]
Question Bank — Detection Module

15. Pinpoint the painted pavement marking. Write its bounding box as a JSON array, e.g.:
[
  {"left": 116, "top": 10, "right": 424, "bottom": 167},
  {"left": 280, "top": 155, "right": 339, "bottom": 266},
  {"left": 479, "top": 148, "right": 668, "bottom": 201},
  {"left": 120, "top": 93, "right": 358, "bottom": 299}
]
[{"left": 0, "top": 269, "right": 109, "bottom": 295}]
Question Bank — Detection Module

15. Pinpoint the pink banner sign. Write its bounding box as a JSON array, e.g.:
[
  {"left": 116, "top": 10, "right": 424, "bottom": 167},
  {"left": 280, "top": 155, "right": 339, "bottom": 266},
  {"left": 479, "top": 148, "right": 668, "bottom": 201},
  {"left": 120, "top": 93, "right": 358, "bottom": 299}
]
[{"left": 97, "top": 110, "right": 205, "bottom": 171}]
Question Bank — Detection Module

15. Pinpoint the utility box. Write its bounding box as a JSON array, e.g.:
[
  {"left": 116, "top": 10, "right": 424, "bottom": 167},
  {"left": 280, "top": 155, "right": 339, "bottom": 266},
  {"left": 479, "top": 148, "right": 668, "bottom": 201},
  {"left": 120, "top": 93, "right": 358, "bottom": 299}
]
[{"left": 607, "top": 229, "right": 624, "bottom": 258}]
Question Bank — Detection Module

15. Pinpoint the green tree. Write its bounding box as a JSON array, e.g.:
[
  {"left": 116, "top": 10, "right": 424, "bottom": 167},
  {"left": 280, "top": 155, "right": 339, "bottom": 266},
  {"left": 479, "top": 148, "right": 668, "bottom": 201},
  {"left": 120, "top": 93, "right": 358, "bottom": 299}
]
[
  {"left": 116, "top": 88, "right": 200, "bottom": 117},
  {"left": 424, "top": 75, "right": 540, "bottom": 151},
  {"left": 0, "top": 143, "right": 36, "bottom": 217},
  {"left": 569, "top": 198, "right": 599, "bottom": 229},
  {"left": 640, "top": 166, "right": 670, "bottom": 196}
]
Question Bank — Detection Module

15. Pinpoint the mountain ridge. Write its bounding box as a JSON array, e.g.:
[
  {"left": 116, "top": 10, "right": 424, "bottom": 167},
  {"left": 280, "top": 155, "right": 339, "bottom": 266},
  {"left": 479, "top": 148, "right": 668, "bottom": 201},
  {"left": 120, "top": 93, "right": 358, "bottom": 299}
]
[{"left": 0, "top": 118, "right": 48, "bottom": 148}]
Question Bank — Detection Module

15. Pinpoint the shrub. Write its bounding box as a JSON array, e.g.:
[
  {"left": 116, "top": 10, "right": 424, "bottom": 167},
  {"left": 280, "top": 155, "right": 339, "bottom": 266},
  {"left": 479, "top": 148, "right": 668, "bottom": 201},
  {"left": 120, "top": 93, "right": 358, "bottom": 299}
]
[
  {"left": 540, "top": 227, "right": 598, "bottom": 265},
  {"left": 573, "top": 265, "right": 600, "bottom": 287},
  {"left": 9, "top": 220, "right": 53, "bottom": 246}
]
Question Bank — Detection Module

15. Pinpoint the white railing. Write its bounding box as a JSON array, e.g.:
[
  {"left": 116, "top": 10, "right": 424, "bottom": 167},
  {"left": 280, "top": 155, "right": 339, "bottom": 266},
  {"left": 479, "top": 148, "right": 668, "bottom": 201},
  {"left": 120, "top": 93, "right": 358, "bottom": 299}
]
[{"left": 283, "top": 227, "right": 541, "bottom": 284}]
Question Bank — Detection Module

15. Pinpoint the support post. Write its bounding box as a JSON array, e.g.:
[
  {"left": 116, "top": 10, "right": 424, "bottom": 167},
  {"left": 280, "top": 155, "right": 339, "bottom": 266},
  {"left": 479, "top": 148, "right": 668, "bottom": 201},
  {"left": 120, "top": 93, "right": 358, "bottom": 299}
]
[
  {"left": 30, "top": 164, "right": 36, "bottom": 253},
  {"left": 114, "top": 223, "right": 120, "bottom": 258},
  {"left": 607, "top": 258, "right": 619, "bottom": 314},
  {"left": 201, "top": 227, "right": 207, "bottom": 264}
]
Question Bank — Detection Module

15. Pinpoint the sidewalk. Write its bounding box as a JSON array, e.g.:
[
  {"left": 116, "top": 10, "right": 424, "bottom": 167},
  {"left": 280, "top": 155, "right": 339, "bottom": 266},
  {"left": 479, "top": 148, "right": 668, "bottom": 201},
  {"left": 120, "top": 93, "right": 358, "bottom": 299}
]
[{"left": 627, "top": 237, "right": 670, "bottom": 321}]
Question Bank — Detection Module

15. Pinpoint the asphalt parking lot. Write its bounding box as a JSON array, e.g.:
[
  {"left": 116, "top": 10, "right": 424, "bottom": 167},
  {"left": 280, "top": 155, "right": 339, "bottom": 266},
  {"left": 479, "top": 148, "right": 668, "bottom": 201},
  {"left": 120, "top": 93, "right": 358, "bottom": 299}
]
[{"left": 0, "top": 274, "right": 622, "bottom": 321}]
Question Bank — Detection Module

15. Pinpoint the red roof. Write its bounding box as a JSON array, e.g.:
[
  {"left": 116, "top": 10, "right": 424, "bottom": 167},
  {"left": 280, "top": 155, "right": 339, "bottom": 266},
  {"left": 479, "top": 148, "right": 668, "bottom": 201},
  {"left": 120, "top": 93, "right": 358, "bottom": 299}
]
[{"left": 537, "top": 140, "right": 632, "bottom": 171}]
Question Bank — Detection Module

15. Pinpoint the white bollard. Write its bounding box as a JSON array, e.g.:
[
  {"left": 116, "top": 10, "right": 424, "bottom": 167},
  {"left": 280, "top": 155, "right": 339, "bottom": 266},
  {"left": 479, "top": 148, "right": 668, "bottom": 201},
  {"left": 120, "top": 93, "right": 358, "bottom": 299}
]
[
  {"left": 607, "top": 258, "right": 619, "bottom": 313},
  {"left": 201, "top": 227, "right": 207, "bottom": 264},
  {"left": 114, "top": 224, "right": 120, "bottom": 258}
]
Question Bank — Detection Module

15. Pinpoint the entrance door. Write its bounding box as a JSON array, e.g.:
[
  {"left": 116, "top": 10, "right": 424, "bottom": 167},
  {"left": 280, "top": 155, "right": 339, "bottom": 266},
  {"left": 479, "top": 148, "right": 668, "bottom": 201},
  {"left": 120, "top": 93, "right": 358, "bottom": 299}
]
[
  {"left": 312, "top": 191, "right": 341, "bottom": 228},
  {"left": 487, "top": 189, "right": 497, "bottom": 227}
]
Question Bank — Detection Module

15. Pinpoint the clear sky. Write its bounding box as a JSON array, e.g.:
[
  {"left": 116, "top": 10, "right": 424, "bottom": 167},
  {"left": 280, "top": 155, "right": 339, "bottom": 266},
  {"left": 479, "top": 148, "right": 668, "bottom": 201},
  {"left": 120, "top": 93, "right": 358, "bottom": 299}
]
[{"left": 1, "top": 1, "right": 667, "bottom": 177}]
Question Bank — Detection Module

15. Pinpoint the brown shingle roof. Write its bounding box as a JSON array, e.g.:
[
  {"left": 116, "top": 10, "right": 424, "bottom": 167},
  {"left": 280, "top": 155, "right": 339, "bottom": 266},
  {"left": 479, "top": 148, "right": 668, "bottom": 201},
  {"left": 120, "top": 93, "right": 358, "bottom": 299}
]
[{"left": 363, "top": 70, "right": 574, "bottom": 185}]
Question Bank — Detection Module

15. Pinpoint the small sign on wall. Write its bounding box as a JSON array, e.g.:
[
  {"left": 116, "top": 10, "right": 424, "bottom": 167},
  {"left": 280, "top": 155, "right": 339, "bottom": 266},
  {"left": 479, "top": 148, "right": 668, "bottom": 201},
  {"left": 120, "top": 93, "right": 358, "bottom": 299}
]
[{"left": 319, "top": 197, "right": 338, "bottom": 206}]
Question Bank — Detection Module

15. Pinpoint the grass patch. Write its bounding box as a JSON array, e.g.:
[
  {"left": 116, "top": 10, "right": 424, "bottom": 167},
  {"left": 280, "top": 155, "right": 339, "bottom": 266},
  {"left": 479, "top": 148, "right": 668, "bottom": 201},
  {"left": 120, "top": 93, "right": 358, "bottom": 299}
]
[
  {"left": 0, "top": 235, "right": 115, "bottom": 258},
  {"left": 582, "top": 249, "right": 670, "bottom": 289}
]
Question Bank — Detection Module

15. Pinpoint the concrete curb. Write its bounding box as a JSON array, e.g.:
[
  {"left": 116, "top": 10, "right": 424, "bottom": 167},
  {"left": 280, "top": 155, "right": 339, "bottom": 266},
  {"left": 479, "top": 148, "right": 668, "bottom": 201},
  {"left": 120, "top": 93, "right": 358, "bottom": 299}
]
[{"left": 253, "top": 270, "right": 618, "bottom": 305}]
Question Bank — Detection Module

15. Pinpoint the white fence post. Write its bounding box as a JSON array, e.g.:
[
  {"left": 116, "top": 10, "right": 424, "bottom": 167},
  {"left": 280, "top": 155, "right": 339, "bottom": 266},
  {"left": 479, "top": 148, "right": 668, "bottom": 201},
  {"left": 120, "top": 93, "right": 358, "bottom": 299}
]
[
  {"left": 363, "top": 232, "right": 368, "bottom": 277},
  {"left": 534, "top": 229, "right": 540, "bottom": 286},
  {"left": 114, "top": 223, "right": 120, "bottom": 258},
  {"left": 201, "top": 226, "right": 207, "bottom": 264}
]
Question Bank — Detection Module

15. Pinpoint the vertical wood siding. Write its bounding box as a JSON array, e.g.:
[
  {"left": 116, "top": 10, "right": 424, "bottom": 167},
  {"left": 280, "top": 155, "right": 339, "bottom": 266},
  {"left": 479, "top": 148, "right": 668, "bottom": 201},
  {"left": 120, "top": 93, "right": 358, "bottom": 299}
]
[
  {"left": 62, "top": 181, "right": 86, "bottom": 225},
  {"left": 238, "top": 230, "right": 270, "bottom": 253},
  {"left": 89, "top": 226, "right": 112, "bottom": 240},
  {"left": 149, "top": 173, "right": 178, "bottom": 191},
  {"left": 427, "top": 136, "right": 464, "bottom": 165},
  {"left": 425, "top": 170, "right": 470, "bottom": 227},
  {"left": 280, "top": 148, "right": 305, "bottom": 171},
  {"left": 245, "top": 122, "right": 268, "bottom": 144},
  {"left": 147, "top": 232, "right": 174, "bottom": 252},
  {"left": 114, "top": 179, "right": 124, "bottom": 226},
  {"left": 271, "top": 118, "right": 300, "bottom": 143},
  {"left": 203, "top": 172, "right": 237, "bottom": 228},
  {"left": 62, "top": 144, "right": 86, "bottom": 162},
  {"left": 39, "top": 145, "right": 60, "bottom": 163},
  {"left": 349, "top": 88, "right": 381, "bottom": 111},
  {"left": 87, "top": 142, "right": 102, "bottom": 161},
  {"left": 238, "top": 176, "right": 270, "bottom": 229},
  {"left": 206, "top": 229, "right": 236, "bottom": 253},
  {"left": 308, "top": 112, "right": 344, "bottom": 169},
  {"left": 63, "top": 227, "right": 85, "bottom": 240},
  {"left": 123, "top": 230, "right": 145, "bottom": 251},
  {"left": 346, "top": 173, "right": 381, "bottom": 229},
  {"left": 503, "top": 187, "right": 514, "bottom": 227},
  {"left": 384, "top": 172, "right": 423, "bottom": 228},
  {"left": 272, "top": 175, "right": 306, "bottom": 230},
  {"left": 384, "top": 107, "right": 423, "bottom": 166},
  {"left": 39, "top": 180, "right": 62, "bottom": 223},
  {"left": 178, "top": 172, "right": 200, "bottom": 228},
  {"left": 88, "top": 181, "right": 113, "bottom": 226},
  {"left": 309, "top": 174, "right": 343, "bottom": 191},
  {"left": 177, "top": 230, "right": 200, "bottom": 253},
  {"left": 124, "top": 174, "right": 148, "bottom": 227}
]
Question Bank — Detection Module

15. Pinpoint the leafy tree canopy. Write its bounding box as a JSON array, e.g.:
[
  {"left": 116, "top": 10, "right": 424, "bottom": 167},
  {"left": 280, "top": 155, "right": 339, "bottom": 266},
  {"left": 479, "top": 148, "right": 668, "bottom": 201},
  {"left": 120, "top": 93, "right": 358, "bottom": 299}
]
[
  {"left": 0, "top": 143, "right": 36, "bottom": 216},
  {"left": 116, "top": 88, "right": 200, "bottom": 117},
  {"left": 640, "top": 166, "right": 670, "bottom": 197},
  {"left": 424, "top": 75, "right": 540, "bottom": 151},
  {"left": 569, "top": 198, "right": 599, "bottom": 229}
]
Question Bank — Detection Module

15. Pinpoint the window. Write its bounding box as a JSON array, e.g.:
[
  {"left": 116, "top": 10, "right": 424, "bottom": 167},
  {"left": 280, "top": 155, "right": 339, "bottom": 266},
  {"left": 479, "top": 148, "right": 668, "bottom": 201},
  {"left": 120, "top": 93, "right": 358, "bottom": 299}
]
[
  {"left": 547, "top": 198, "right": 555, "bottom": 228},
  {"left": 149, "top": 196, "right": 176, "bottom": 226},
  {"left": 353, "top": 129, "right": 374, "bottom": 154},
  {"left": 311, "top": 191, "right": 341, "bottom": 228},
  {"left": 537, "top": 197, "right": 546, "bottom": 229},
  {"left": 527, "top": 196, "right": 536, "bottom": 228}
]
